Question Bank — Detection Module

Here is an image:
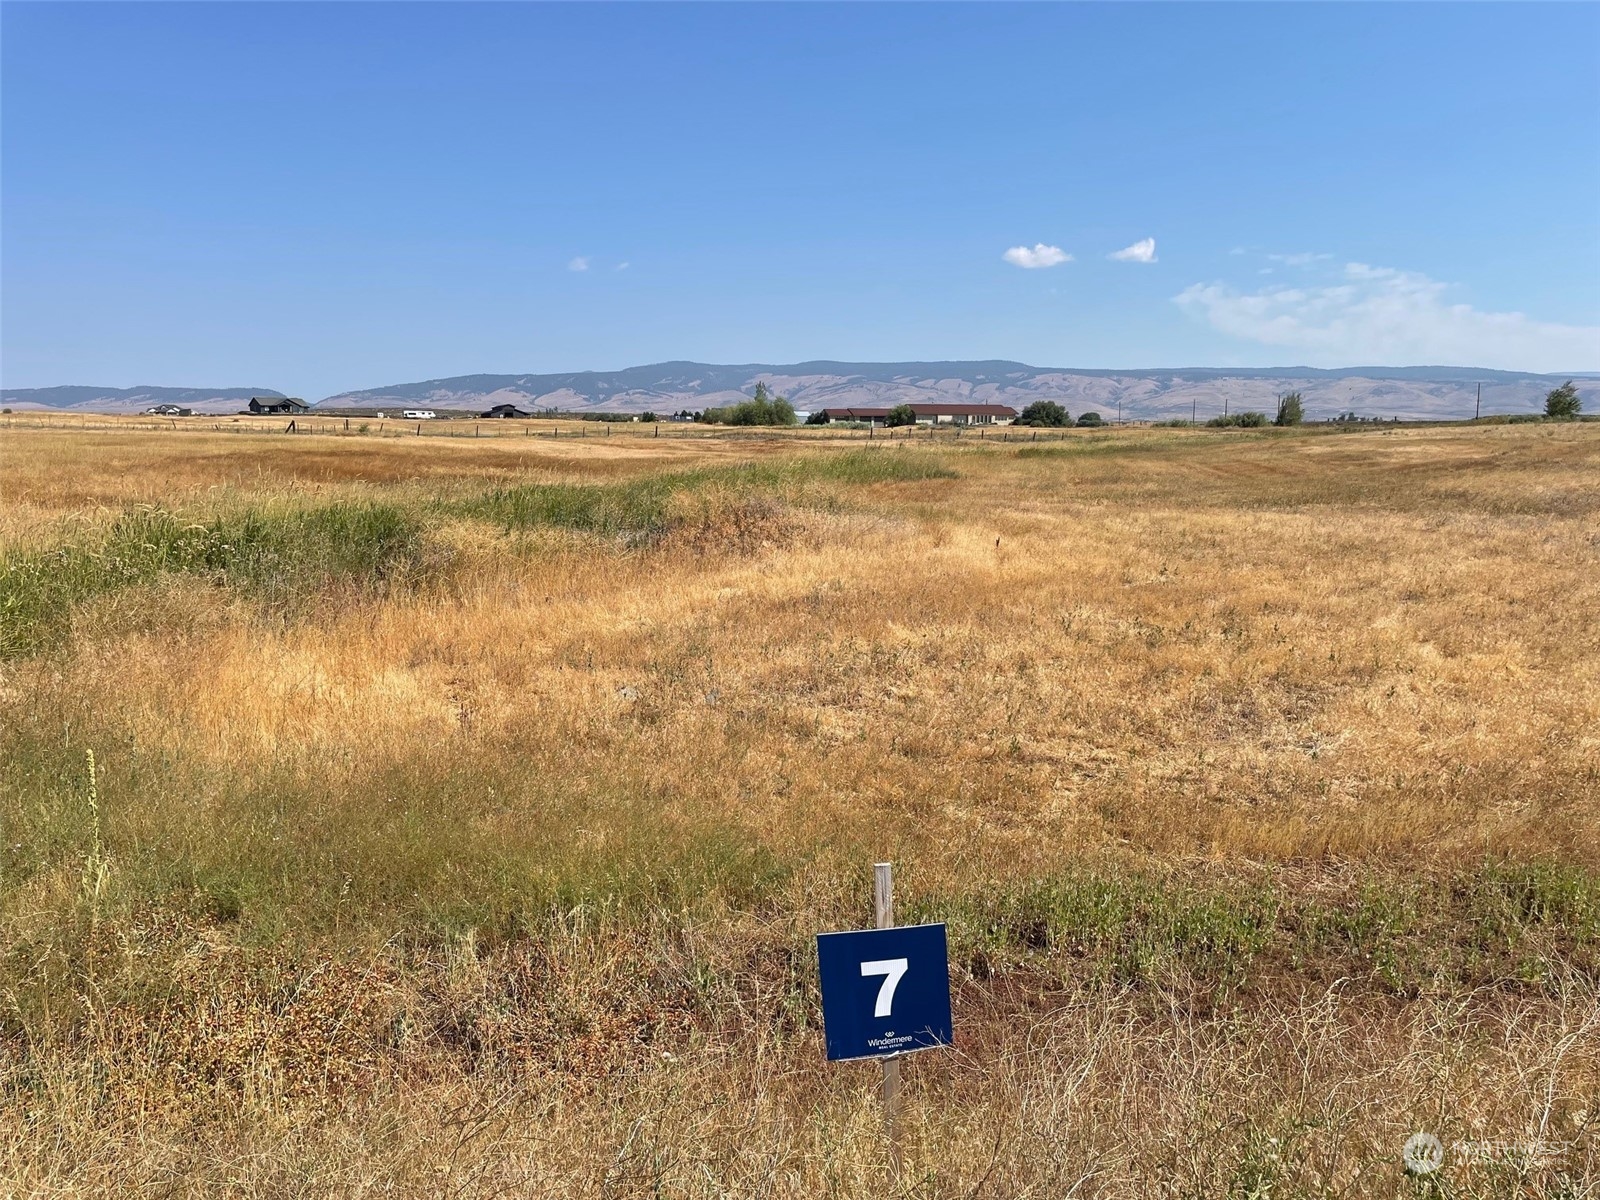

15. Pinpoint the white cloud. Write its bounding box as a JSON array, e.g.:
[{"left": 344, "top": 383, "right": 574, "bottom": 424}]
[
  {"left": 1109, "top": 237, "right": 1157, "bottom": 264},
  {"left": 614, "top": 261, "right": 630, "bottom": 272},
  {"left": 1174, "top": 262, "right": 1600, "bottom": 372},
  {"left": 568, "top": 256, "right": 590, "bottom": 272},
  {"left": 1266, "top": 251, "right": 1331, "bottom": 267},
  {"left": 1003, "top": 243, "right": 1071, "bottom": 269}
]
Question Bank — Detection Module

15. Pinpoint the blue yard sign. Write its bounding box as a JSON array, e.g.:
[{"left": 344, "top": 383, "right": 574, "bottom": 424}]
[{"left": 816, "top": 923, "right": 953, "bottom": 1061}]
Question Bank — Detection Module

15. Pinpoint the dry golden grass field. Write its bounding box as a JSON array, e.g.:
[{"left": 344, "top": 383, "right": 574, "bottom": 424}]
[{"left": 2, "top": 417, "right": 1598, "bottom": 1197}]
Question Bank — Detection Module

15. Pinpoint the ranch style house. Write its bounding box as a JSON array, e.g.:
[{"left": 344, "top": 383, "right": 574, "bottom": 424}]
[
  {"left": 246, "top": 396, "right": 311, "bottom": 414},
  {"left": 816, "top": 403, "right": 1018, "bottom": 427}
]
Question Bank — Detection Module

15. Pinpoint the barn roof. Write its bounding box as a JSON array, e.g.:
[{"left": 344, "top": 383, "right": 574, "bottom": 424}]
[
  {"left": 821, "top": 407, "right": 895, "bottom": 419},
  {"left": 903, "top": 403, "right": 1018, "bottom": 416},
  {"left": 821, "top": 402, "right": 1017, "bottom": 418}
]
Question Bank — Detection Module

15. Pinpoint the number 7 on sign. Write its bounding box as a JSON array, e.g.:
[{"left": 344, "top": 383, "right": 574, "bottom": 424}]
[{"left": 860, "top": 958, "right": 910, "bottom": 1017}]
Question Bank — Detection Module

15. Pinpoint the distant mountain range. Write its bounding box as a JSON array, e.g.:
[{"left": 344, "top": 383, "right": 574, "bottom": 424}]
[
  {"left": 321, "top": 362, "right": 1600, "bottom": 421},
  {"left": 0, "top": 385, "right": 285, "bottom": 415},
  {"left": 5, "top": 364, "right": 1595, "bottom": 421}
]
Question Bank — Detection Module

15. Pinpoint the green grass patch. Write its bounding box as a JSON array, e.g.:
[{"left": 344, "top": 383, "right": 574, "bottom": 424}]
[
  {"left": 924, "top": 871, "right": 1279, "bottom": 990},
  {"left": 6, "top": 699, "right": 1597, "bottom": 1043},
  {"left": 918, "top": 863, "right": 1600, "bottom": 997},
  {"left": 1, "top": 450, "right": 951, "bottom": 657},
  {"left": 0, "top": 501, "right": 423, "bottom": 658},
  {"left": 455, "top": 476, "right": 681, "bottom": 538},
  {"left": 455, "top": 450, "right": 955, "bottom": 536},
  {"left": 0, "top": 724, "right": 796, "bottom": 1041},
  {"left": 793, "top": 449, "right": 957, "bottom": 485},
  {"left": 1014, "top": 434, "right": 1198, "bottom": 459}
]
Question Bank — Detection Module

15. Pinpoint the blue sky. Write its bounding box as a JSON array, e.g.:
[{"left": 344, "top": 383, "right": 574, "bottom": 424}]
[{"left": 3, "top": 2, "right": 1597, "bottom": 399}]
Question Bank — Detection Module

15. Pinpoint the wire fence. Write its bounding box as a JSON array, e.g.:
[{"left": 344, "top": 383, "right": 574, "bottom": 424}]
[{"left": 0, "top": 414, "right": 1089, "bottom": 444}]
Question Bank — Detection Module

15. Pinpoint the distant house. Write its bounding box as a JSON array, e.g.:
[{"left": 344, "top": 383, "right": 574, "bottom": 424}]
[
  {"left": 819, "top": 407, "right": 895, "bottom": 424},
  {"left": 143, "top": 404, "right": 194, "bottom": 416},
  {"left": 482, "top": 403, "right": 532, "bottom": 418},
  {"left": 904, "top": 403, "right": 1017, "bottom": 426},
  {"left": 247, "top": 396, "right": 310, "bottom": 414},
  {"left": 818, "top": 403, "right": 1017, "bottom": 427}
]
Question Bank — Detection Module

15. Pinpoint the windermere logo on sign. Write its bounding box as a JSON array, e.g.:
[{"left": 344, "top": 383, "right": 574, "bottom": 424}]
[{"left": 816, "top": 924, "right": 953, "bottom": 1062}]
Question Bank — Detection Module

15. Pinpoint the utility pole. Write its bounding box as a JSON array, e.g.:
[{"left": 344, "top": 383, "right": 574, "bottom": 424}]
[{"left": 1475, "top": 382, "right": 1481, "bottom": 421}]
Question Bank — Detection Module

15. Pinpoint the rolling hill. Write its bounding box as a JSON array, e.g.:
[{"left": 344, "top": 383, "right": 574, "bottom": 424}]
[
  {"left": 7, "top": 365, "right": 1594, "bottom": 421},
  {"left": 321, "top": 362, "right": 1591, "bottom": 422},
  {"left": 0, "top": 386, "right": 286, "bottom": 415}
]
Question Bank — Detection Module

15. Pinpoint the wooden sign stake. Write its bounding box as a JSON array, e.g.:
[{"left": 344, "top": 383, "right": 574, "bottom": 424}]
[{"left": 874, "top": 861, "right": 903, "bottom": 1179}]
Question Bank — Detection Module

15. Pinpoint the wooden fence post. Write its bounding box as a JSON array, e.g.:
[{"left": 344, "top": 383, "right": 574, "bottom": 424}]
[{"left": 874, "top": 862, "right": 903, "bottom": 1179}]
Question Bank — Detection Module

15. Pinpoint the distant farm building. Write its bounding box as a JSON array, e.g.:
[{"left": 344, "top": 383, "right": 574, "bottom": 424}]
[
  {"left": 817, "top": 403, "right": 1017, "bottom": 427},
  {"left": 482, "top": 403, "right": 533, "bottom": 418},
  {"left": 819, "top": 407, "right": 895, "bottom": 424},
  {"left": 247, "top": 396, "right": 310, "bottom": 414},
  {"left": 142, "top": 404, "right": 194, "bottom": 416}
]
